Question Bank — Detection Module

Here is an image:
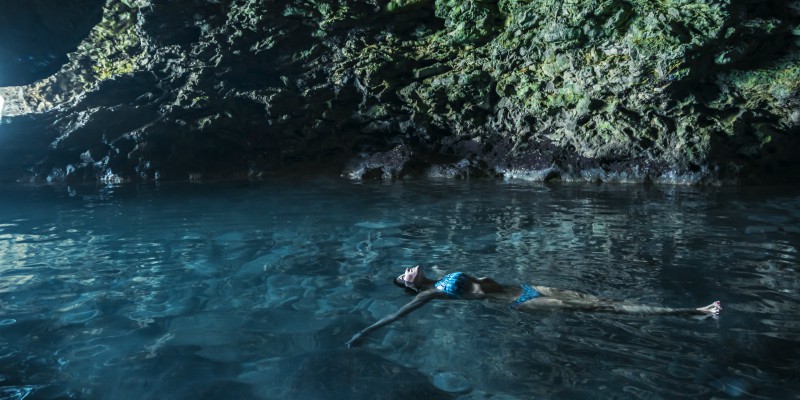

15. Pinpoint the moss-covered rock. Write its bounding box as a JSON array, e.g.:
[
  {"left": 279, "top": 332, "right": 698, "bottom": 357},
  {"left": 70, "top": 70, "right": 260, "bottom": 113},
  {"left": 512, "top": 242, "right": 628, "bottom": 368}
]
[{"left": 0, "top": 0, "right": 798, "bottom": 184}]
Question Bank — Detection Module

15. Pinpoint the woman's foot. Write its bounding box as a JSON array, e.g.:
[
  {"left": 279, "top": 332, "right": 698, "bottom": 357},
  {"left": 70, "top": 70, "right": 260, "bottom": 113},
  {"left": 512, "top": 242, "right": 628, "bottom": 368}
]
[{"left": 697, "top": 301, "right": 722, "bottom": 316}]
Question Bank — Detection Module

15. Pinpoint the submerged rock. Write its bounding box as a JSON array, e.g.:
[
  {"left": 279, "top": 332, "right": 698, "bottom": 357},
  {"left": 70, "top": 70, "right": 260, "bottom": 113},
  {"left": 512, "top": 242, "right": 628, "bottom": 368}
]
[
  {"left": 433, "top": 371, "right": 472, "bottom": 394},
  {"left": 0, "top": 0, "right": 798, "bottom": 184},
  {"left": 244, "top": 350, "right": 454, "bottom": 400}
]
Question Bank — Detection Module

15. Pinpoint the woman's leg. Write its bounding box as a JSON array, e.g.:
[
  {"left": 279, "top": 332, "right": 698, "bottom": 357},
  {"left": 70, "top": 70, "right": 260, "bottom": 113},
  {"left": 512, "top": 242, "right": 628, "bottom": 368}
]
[
  {"left": 522, "top": 286, "right": 721, "bottom": 316},
  {"left": 533, "top": 286, "right": 602, "bottom": 301}
]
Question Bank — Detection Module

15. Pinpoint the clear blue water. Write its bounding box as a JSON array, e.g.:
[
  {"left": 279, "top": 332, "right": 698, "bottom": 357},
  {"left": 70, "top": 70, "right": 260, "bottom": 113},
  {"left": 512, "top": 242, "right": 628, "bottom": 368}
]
[{"left": 1, "top": 179, "right": 798, "bottom": 399}]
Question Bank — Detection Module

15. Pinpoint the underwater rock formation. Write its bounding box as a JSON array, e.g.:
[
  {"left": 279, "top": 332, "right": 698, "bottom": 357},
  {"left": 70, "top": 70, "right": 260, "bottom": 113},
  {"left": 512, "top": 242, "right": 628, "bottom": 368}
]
[{"left": 0, "top": 0, "right": 798, "bottom": 184}]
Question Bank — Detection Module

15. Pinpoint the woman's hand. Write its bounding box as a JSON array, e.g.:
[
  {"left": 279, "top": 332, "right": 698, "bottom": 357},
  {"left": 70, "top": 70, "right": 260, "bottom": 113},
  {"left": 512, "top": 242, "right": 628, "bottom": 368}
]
[{"left": 346, "top": 332, "right": 364, "bottom": 348}]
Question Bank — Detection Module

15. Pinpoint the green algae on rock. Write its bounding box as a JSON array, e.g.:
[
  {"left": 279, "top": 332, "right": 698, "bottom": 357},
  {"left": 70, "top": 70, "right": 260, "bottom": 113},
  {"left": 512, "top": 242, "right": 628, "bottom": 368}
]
[{"left": 0, "top": 0, "right": 797, "bottom": 184}]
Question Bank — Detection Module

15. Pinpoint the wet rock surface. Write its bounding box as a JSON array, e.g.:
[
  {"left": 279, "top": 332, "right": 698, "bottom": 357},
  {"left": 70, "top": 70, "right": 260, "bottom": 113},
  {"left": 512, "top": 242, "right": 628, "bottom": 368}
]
[{"left": 0, "top": 0, "right": 798, "bottom": 184}]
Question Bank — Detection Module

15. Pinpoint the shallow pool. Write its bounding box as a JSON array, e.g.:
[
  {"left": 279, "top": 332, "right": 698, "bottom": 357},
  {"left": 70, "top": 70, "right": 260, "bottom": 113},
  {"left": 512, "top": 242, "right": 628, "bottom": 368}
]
[{"left": 1, "top": 179, "right": 798, "bottom": 399}]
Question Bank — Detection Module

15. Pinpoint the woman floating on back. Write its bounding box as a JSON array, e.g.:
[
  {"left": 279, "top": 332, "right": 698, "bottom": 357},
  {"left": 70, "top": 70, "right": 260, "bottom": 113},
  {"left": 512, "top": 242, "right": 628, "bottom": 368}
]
[{"left": 347, "top": 265, "right": 721, "bottom": 348}]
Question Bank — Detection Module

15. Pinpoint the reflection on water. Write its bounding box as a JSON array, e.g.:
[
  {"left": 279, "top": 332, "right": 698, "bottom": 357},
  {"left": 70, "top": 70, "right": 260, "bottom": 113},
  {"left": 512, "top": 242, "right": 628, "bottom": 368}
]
[{"left": 0, "top": 180, "right": 798, "bottom": 399}]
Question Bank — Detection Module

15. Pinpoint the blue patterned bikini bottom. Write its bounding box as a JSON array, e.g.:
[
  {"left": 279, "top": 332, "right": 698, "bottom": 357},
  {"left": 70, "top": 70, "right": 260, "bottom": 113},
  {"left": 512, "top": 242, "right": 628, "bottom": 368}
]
[{"left": 510, "top": 284, "right": 541, "bottom": 308}]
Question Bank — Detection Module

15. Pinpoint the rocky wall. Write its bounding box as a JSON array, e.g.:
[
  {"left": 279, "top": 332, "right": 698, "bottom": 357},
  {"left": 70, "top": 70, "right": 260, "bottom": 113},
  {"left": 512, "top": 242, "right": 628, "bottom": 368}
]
[{"left": 0, "top": 0, "right": 798, "bottom": 184}]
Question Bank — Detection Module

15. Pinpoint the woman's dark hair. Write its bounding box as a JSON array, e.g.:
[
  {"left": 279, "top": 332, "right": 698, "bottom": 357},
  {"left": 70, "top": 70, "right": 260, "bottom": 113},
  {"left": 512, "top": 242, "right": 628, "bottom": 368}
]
[{"left": 393, "top": 276, "right": 420, "bottom": 295}]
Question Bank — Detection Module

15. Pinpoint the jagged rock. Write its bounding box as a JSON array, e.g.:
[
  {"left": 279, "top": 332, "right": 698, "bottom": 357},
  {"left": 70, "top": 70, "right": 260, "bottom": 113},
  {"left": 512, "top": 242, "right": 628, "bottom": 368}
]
[
  {"left": 0, "top": 0, "right": 798, "bottom": 184},
  {"left": 343, "top": 144, "right": 413, "bottom": 180}
]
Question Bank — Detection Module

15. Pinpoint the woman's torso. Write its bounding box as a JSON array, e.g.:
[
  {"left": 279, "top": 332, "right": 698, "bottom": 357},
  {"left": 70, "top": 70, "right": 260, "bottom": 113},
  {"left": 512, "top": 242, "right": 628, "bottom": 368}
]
[{"left": 433, "top": 272, "right": 525, "bottom": 301}]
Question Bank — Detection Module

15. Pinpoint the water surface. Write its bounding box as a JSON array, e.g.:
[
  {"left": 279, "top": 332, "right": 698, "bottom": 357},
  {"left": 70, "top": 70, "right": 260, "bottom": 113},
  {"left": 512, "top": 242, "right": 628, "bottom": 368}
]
[{"left": 1, "top": 180, "right": 798, "bottom": 399}]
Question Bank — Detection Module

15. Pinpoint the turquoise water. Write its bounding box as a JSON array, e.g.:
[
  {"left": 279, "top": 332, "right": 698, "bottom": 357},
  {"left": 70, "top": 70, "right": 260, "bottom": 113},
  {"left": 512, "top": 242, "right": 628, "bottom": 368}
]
[{"left": 1, "top": 180, "right": 798, "bottom": 399}]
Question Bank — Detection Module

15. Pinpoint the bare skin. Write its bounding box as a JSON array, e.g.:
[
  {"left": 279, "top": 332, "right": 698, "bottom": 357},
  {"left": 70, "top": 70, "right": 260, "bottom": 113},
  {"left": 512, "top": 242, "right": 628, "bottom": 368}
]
[{"left": 346, "top": 266, "right": 722, "bottom": 348}]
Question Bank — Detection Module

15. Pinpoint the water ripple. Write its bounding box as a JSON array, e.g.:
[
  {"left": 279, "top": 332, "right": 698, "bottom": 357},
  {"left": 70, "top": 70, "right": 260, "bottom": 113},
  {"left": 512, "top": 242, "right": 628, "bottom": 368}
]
[
  {"left": 0, "top": 386, "right": 36, "bottom": 400},
  {"left": 0, "top": 182, "right": 797, "bottom": 399}
]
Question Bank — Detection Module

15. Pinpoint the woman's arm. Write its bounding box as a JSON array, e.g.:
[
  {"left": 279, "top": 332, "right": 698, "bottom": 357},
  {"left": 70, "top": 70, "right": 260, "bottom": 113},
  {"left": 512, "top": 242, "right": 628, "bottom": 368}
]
[{"left": 347, "top": 290, "right": 447, "bottom": 348}]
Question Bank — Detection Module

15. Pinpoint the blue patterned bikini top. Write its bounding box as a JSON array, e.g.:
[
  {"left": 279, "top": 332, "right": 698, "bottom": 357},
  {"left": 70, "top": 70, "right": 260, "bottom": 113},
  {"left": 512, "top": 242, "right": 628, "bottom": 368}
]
[{"left": 434, "top": 272, "right": 471, "bottom": 298}]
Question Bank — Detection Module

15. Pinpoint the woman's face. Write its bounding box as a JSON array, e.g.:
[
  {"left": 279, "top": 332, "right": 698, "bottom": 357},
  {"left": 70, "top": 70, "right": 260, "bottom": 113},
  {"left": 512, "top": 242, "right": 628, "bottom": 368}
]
[{"left": 398, "top": 265, "right": 422, "bottom": 285}]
